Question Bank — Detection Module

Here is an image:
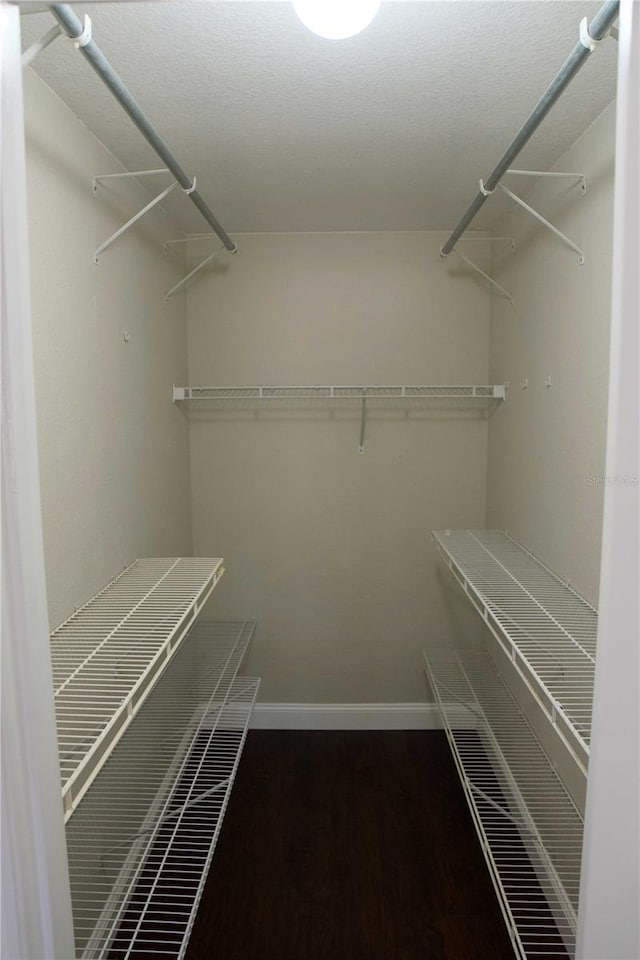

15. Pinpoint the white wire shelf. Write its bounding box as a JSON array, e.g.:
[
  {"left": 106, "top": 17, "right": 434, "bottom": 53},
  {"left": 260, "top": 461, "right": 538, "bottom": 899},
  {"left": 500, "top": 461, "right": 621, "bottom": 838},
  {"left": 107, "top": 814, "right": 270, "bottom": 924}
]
[
  {"left": 65, "top": 620, "right": 258, "bottom": 960},
  {"left": 424, "top": 649, "right": 584, "bottom": 960},
  {"left": 432, "top": 530, "right": 597, "bottom": 773},
  {"left": 173, "top": 385, "right": 505, "bottom": 453},
  {"left": 51, "top": 558, "right": 225, "bottom": 819},
  {"left": 173, "top": 384, "right": 506, "bottom": 402}
]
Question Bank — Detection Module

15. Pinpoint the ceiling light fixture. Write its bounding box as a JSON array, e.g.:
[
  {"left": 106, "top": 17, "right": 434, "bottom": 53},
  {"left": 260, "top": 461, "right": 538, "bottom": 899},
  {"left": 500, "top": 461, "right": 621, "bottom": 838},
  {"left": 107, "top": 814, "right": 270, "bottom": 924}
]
[{"left": 293, "top": 0, "right": 382, "bottom": 40}]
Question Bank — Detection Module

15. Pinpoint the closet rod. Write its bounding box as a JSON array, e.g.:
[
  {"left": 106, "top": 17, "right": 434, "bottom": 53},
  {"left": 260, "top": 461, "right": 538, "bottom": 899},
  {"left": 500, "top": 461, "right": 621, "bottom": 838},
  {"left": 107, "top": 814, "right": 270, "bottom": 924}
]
[
  {"left": 48, "top": 4, "right": 237, "bottom": 254},
  {"left": 440, "top": 0, "right": 619, "bottom": 257}
]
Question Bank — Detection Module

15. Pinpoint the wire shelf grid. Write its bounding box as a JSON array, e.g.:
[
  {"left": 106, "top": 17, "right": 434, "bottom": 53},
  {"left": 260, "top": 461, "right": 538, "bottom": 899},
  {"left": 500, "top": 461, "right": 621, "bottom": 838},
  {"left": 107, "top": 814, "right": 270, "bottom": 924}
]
[
  {"left": 66, "top": 620, "right": 258, "bottom": 960},
  {"left": 174, "top": 384, "right": 505, "bottom": 403},
  {"left": 424, "top": 649, "right": 584, "bottom": 960},
  {"left": 432, "top": 530, "right": 597, "bottom": 772},
  {"left": 51, "top": 558, "right": 225, "bottom": 818}
]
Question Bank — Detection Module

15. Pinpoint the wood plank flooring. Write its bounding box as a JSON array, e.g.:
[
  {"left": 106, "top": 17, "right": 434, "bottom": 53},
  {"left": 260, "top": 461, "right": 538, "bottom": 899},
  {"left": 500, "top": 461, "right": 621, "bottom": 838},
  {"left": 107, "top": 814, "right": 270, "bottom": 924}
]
[{"left": 186, "top": 730, "right": 515, "bottom": 960}]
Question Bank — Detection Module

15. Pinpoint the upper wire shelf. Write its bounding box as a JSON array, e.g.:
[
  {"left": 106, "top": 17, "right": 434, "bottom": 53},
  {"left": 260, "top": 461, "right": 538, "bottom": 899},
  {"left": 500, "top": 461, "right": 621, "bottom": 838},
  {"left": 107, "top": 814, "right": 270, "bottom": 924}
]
[
  {"left": 424, "top": 649, "right": 584, "bottom": 960},
  {"left": 173, "top": 384, "right": 506, "bottom": 402},
  {"left": 65, "top": 621, "right": 258, "bottom": 960},
  {"left": 51, "top": 557, "right": 224, "bottom": 819},
  {"left": 432, "top": 530, "right": 597, "bottom": 773},
  {"left": 174, "top": 384, "right": 505, "bottom": 453}
]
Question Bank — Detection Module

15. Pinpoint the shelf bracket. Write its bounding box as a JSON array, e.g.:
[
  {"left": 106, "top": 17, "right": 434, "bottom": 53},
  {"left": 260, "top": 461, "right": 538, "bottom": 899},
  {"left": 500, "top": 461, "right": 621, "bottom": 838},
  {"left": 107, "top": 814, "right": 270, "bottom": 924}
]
[
  {"left": 165, "top": 243, "right": 226, "bottom": 300},
  {"left": 499, "top": 183, "right": 585, "bottom": 263},
  {"left": 92, "top": 168, "right": 170, "bottom": 194},
  {"left": 452, "top": 250, "right": 513, "bottom": 302},
  {"left": 163, "top": 233, "right": 220, "bottom": 253},
  {"left": 21, "top": 23, "right": 62, "bottom": 68},
  {"left": 505, "top": 169, "right": 586, "bottom": 193},
  {"left": 358, "top": 392, "right": 367, "bottom": 454},
  {"left": 93, "top": 178, "right": 179, "bottom": 262}
]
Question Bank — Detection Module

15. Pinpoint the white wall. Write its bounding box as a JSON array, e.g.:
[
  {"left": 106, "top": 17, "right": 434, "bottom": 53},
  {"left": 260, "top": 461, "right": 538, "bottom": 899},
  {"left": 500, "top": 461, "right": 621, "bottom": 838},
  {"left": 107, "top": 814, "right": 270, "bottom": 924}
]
[
  {"left": 187, "top": 231, "right": 493, "bottom": 702},
  {"left": 483, "top": 101, "right": 616, "bottom": 813},
  {"left": 23, "top": 70, "right": 193, "bottom": 629},
  {"left": 487, "top": 101, "right": 616, "bottom": 607}
]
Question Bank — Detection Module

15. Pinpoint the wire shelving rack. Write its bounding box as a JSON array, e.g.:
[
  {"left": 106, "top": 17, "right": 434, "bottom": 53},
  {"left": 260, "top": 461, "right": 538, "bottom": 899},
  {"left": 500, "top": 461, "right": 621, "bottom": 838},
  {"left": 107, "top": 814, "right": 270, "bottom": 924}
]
[
  {"left": 424, "top": 649, "right": 584, "bottom": 960},
  {"left": 173, "top": 384, "right": 506, "bottom": 402},
  {"left": 51, "top": 558, "right": 224, "bottom": 818},
  {"left": 432, "top": 530, "right": 597, "bottom": 773},
  {"left": 173, "top": 384, "right": 505, "bottom": 452},
  {"left": 65, "top": 620, "right": 258, "bottom": 960}
]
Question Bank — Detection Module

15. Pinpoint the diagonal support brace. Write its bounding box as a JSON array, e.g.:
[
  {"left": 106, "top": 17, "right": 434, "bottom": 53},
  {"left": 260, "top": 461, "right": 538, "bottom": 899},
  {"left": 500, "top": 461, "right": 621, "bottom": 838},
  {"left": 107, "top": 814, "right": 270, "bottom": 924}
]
[
  {"left": 499, "top": 184, "right": 585, "bottom": 263},
  {"left": 21, "top": 23, "right": 62, "bottom": 68},
  {"left": 93, "top": 180, "right": 178, "bottom": 262},
  {"left": 453, "top": 251, "right": 513, "bottom": 302},
  {"left": 164, "top": 244, "right": 226, "bottom": 300}
]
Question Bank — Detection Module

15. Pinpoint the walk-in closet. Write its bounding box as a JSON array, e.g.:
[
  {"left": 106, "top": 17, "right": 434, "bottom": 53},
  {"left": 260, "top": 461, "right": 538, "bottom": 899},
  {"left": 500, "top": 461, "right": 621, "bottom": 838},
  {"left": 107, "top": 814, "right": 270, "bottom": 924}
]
[{"left": 2, "top": 2, "right": 638, "bottom": 959}]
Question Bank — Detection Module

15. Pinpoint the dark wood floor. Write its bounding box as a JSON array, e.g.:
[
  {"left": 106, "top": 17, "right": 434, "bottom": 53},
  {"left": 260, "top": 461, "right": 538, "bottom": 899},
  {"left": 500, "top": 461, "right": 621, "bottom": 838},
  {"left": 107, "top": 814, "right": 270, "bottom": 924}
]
[{"left": 186, "top": 730, "right": 515, "bottom": 960}]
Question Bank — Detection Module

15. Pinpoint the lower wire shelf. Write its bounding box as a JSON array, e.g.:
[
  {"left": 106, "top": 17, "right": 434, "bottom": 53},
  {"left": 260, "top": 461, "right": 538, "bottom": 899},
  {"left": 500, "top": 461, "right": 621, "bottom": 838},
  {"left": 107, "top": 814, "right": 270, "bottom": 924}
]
[
  {"left": 65, "top": 621, "right": 259, "bottom": 960},
  {"left": 423, "top": 650, "right": 584, "bottom": 960}
]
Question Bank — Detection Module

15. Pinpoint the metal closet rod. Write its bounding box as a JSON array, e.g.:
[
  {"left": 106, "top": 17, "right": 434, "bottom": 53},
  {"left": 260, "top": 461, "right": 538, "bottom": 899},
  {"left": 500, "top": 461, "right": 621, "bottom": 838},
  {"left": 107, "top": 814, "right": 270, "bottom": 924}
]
[
  {"left": 48, "top": 3, "right": 237, "bottom": 254},
  {"left": 440, "top": 0, "right": 619, "bottom": 257}
]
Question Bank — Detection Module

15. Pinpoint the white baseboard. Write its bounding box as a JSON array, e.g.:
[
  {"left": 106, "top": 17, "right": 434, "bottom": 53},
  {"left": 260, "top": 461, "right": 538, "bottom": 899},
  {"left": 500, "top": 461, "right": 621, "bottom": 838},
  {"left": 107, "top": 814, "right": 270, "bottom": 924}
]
[{"left": 250, "top": 702, "right": 443, "bottom": 730}]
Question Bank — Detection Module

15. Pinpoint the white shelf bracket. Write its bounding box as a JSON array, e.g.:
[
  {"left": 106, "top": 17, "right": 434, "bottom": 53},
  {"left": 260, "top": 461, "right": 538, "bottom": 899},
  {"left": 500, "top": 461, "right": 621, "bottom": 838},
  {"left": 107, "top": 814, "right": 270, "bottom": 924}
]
[
  {"left": 93, "top": 178, "right": 178, "bottom": 262},
  {"left": 163, "top": 234, "right": 220, "bottom": 257},
  {"left": 440, "top": 235, "right": 515, "bottom": 258},
  {"left": 165, "top": 243, "right": 226, "bottom": 300},
  {"left": 92, "top": 168, "right": 170, "bottom": 194},
  {"left": 453, "top": 250, "right": 513, "bottom": 302},
  {"left": 499, "top": 183, "right": 585, "bottom": 263},
  {"left": 21, "top": 23, "right": 62, "bottom": 68},
  {"left": 21, "top": 13, "right": 91, "bottom": 70},
  {"left": 358, "top": 392, "right": 367, "bottom": 454},
  {"left": 505, "top": 168, "right": 587, "bottom": 193}
]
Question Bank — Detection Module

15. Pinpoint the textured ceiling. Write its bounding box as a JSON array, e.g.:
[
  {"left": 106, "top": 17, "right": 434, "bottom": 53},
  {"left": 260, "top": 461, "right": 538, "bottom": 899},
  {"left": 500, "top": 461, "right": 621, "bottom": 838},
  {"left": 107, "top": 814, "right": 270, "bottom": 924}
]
[{"left": 22, "top": 1, "right": 618, "bottom": 234}]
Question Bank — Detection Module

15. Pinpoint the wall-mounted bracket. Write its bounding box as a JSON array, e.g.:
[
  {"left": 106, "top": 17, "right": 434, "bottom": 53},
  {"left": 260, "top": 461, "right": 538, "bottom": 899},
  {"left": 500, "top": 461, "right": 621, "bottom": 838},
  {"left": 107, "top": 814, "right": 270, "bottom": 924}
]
[
  {"left": 358, "top": 393, "right": 367, "bottom": 454},
  {"left": 92, "top": 177, "right": 178, "bottom": 262},
  {"left": 505, "top": 169, "right": 587, "bottom": 193},
  {"left": 441, "top": 235, "right": 516, "bottom": 258},
  {"left": 163, "top": 233, "right": 219, "bottom": 255},
  {"left": 164, "top": 243, "right": 226, "bottom": 300},
  {"left": 21, "top": 23, "right": 62, "bottom": 68},
  {"left": 92, "top": 168, "right": 170, "bottom": 195},
  {"left": 452, "top": 250, "right": 513, "bottom": 303},
  {"left": 498, "top": 183, "right": 585, "bottom": 263}
]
